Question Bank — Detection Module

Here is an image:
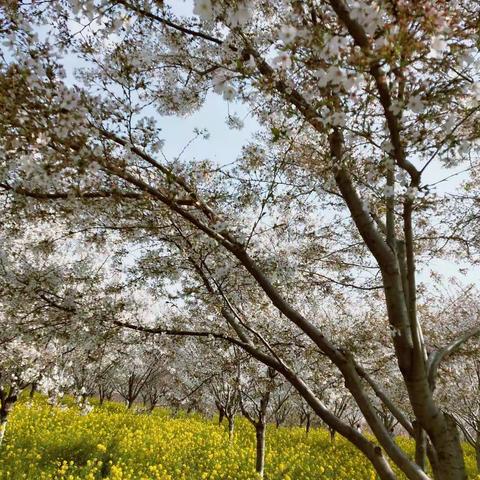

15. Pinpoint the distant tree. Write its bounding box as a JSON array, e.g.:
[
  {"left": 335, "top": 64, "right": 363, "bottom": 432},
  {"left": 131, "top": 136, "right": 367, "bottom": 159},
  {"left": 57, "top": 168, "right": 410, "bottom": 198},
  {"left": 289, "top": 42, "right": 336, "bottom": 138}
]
[{"left": 238, "top": 363, "right": 279, "bottom": 478}]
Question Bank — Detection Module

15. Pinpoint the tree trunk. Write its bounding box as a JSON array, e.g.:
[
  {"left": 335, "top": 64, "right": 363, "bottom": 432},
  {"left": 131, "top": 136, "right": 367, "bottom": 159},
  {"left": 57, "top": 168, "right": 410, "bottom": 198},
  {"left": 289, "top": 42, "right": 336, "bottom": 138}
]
[
  {"left": 476, "top": 431, "right": 480, "bottom": 473},
  {"left": 0, "top": 415, "right": 7, "bottom": 447},
  {"left": 413, "top": 421, "right": 426, "bottom": 471},
  {"left": 476, "top": 445, "right": 480, "bottom": 474},
  {"left": 305, "top": 414, "right": 311, "bottom": 435},
  {"left": 218, "top": 407, "right": 225, "bottom": 425},
  {"left": 0, "top": 393, "right": 17, "bottom": 448},
  {"left": 255, "top": 422, "right": 266, "bottom": 478},
  {"left": 228, "top": 415, "right": 235, "bottom": 442},
  {"left": 98, "top": 386, "right": 105, "bottom": 405},
  {"left": 127, "top": 399, "right": 134, "bottom": 409},
  {"left": 426, "top": 441, "right": 440, "bottom": 479},
  {"left": 329, "top": 428, "right": 336, "bottom": 443},
  {"left": 429, "top": 413, "right": 467, "bottom": 480},
  {"left": 29, "top": 383, "right": 37, "bottom": 399}
]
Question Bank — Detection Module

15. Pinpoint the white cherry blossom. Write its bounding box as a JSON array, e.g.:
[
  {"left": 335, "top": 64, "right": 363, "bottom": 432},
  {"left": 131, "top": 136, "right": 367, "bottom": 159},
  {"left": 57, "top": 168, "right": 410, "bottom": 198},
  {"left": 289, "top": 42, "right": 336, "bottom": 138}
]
[
  {"left": 222, "top": 84, "right": 236, "bottom": 101},
  {"left": 429, "top": 35, "right": 448, "bottom": 59},
  {"left": 229, "top": 3, "right": 250, "bottom": 27},
  {"left": 272, "top": 52, "right": 292, "bottom": 70},
  {"left": 407, "top": 95, "right": 425, "bottom": 114},
  {"left": 471, "top": 83, "right": 480, "bottom": 102},
  {"left": 384, "top": 185, "right": 395, "bottom": 198},
  {"left": 278, "top": 25, "right": 297, "bottom": 44}
]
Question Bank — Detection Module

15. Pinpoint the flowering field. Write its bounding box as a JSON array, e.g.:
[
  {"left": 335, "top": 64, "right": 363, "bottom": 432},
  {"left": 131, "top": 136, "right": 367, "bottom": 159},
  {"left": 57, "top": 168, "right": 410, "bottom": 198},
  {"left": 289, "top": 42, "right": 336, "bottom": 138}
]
[{"left": 0, "top": 399, "right": 478, "bottom": 480}]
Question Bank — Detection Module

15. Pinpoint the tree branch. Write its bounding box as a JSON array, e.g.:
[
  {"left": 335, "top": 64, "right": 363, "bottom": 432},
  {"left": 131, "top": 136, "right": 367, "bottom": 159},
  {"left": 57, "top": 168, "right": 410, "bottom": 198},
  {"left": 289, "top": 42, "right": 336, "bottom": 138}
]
[
  {"left": 111, "top": 0, "right": 225, "bottom": 46},
  {"left": 428, "top": 324, "right": 480, "bottom": 388},
  {"left": 327, "top": 0, "right": 420, "bottom": 183},
  {"left": 355, "top": 362, "right": 414, "bottom": 436}
]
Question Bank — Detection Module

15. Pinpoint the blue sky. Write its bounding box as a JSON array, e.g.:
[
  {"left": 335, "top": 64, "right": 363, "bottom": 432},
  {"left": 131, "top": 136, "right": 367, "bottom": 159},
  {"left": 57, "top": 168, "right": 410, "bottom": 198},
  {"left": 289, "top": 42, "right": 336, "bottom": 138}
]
[
  {"left": 132, "top": 1, "right": 257, "bottom": 163},
  {"left": 50, "top": 0, "right": 258, "bottom": 170},
  {"left": 158, "top": 94, "right": 258, "bottom": 166}
]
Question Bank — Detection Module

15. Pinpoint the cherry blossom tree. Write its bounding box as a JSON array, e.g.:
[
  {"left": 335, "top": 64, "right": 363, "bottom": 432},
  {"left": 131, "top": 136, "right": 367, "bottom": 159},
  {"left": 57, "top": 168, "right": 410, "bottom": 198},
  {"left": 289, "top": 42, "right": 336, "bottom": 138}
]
[
  {"left": 238, "top": 362, "right": 280, "bottom": 478},
  {"left": 208, "top": 349, "right": 242, "bottom": 441},
  {"left": 113, "top": 343, "right": 163, "bottom": 410},
  {"left": 271, "top": 384, "right": 294, "bottom": 429},
  {"left": 2, "top": 2, "right": 480, "bottom": 480}
]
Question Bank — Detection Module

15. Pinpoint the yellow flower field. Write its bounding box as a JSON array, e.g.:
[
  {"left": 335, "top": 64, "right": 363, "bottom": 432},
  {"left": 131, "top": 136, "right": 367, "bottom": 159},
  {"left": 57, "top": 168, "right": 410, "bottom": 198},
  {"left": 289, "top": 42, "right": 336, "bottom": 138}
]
[{"left": 0, "top": 399, "right": 479, "bottom": 480}]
